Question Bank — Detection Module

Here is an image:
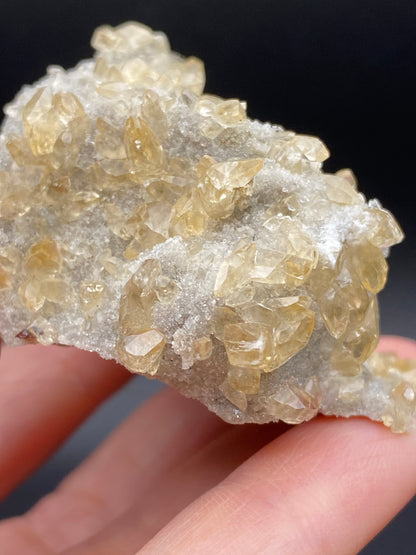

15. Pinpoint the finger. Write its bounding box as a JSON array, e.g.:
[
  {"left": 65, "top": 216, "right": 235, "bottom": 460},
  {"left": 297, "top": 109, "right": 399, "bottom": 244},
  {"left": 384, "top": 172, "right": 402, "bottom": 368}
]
[
  {"left": 3, "top": 337, "right": 414, "bottom": 553},
  {"left": 0, "top": 389, "right": 230, "bottom": 553},
  {"left": 0, "top": 345, "right": 131, "bottom": 500},
  {"left": 378, "top": 334, "right": 416, "bottom": 357},
  {"left": 139, "top": 339, "right": 416, "bottom": 555},
  {"left": 141, "top": 418, "right": 416, "bottom": 555},
  {"left": 63, "top": 422, "right": 290, "bottom": 555},
  {"left": 54, "top": 336, "right": 416, "bottom": 554}
]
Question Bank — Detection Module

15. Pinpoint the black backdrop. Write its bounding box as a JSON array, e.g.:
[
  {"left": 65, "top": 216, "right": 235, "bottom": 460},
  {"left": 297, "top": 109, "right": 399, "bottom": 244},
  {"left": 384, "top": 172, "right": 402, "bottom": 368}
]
[{"left": 0, "top": 1, "right": 415, "bottom": 553}]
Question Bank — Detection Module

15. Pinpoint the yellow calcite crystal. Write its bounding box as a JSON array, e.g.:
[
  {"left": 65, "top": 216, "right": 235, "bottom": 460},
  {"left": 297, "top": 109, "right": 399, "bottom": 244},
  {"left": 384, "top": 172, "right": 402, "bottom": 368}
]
[
  {"left": 266, "top": 377, "right": 322, "bottom": 424},
  {"left": 227, "top": 366, "right": 261, "bottom": 395},
  {"left": 193, "top": 336, "right": 212, "bottom": 361},
  {"left": 0, "top": 21, "right": 412, "bottom": 431},
  {"left": 117, "top": 329, "right": 166, "bottom": 376},
  {"left": 79, "top": 281, "right": 107, "bottom": 314},
  {"left": 22, "top": 89, "right": 86, "bottom": 156}
]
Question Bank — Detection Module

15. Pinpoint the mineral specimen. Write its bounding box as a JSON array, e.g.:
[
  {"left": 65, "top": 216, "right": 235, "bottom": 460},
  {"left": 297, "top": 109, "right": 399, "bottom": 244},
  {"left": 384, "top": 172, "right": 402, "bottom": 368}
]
[{"left": 0, "top": 21, "right": 414, "bottom": 432}]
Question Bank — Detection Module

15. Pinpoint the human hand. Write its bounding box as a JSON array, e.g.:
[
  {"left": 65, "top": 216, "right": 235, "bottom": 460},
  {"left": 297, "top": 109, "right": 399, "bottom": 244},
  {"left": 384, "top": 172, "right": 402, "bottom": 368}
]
[{"left": 0, "top": 336, "right": 415, "bottom": 554}]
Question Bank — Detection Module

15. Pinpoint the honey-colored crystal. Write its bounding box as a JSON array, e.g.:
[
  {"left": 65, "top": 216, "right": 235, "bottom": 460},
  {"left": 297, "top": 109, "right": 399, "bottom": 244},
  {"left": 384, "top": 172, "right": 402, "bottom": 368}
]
[
  {"left": 335, "top": 168, "right": 357, "bottom": 187},
  {"left": 291, "top": 135, "right": 330, "bottom": 162},
  {"left": 118, "top": 276, "right": 155, "bottom": 335},
  {"left": 124, "top": 116, "right": 166, "bottom": 176},
  {"left": 266, "top": 377, "right": 321, "bottom": 424},
  {"left": 227, "top": 366, "right": 261, "bottom": 394},
  {"left": 193, "top": 336, "right": 212, "bottom": 361},
  {"left": 206, "top": 158, "right": 263, "bottom": 191},
  {"left": 331, "top": 296, "right": 379, "bottom": 374},
  {"left": 284, "top": 231, "right": 318, "bottom": 286},
  {"left": 271, "top": 308, "right": 315, "bottom": 369},
  {"left": 346, "top": 297, "right": 379, "bottom": 360},
  {"left": 0, "top": 267, "right": 10, "bottom": 289},
  {"left": 223, "top": 322, "right": 274, "bottom": 370},
  {"left": 40, "top": 278, "right": 72, "bottom": 305},
  {"left": 249, "top": 248, "right": 285, "bottom": 284},
  {"left": 199, "top": 180, "right": 236, "bottom": 219},
  {"left": 169, "top": 189, "right": 208, "bottom": 238},
  {"left": 0, "top": 247, "right": 21, "bottom": 290},
  {"left": 369, "top": 351, "right": 416, "bottom": 379},
  {"left": 96, "top": 118, "right": 127, "bottom": 160},
  {"left": 214, "top": 99, "right": 247, "bottom": 125},
  {"left": 80, "top": 282, "right": 107, "bottom": 314},
  {"left": 236, "top": 295, "right": 315, "bottom": 371},
  {"left": 348, "top": 241, "right": 388, "bottom": 294},
  {"left": 117, "top": 329, "right": 166, "bottom": 376},
  {"left": 214, "top": 240, "right": 256, "bottom": 297},
  {"left": 18, "top": 280, "right": 45, "bottom": 312},
  {"left": 22, "top": 89, "right": 86, "bottom": 156},
  {"left": 325, "top": 174, "right": 363, "bottom": 205},
  {"left": 265, "top": 194, "right": 299, "bottom": 218},
  {"left": 366, "top": 206, "right": 405, "bottom": 248},
  {"left": 24, "top": 238, "right": 61, "bottom": 279},
  {"left": 141, "top": 90, "right": 168, "bottom": 141},
  {"left": 210, "top": 306, "right": 242, "bottom": 340},
  {"left": 382, "top": 382, "right": 416, "bottom": 433},
  {"left": 219, "top": 379, "right": 248, "bottom": 411}
]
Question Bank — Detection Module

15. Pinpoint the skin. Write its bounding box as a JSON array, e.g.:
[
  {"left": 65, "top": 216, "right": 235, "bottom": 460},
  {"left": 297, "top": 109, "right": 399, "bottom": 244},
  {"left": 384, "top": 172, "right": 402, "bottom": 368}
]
[{"left": 0, "top": 335, "right": 414, "bottom": 554}]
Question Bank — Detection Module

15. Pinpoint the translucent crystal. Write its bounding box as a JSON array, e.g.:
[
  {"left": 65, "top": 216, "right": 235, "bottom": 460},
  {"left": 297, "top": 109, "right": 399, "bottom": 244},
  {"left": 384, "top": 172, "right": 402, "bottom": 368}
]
[
  {"left": 214, "top": 240, "right": 256, "bottom": 297},
  {"left": 271, "top": 305, "right": 315, "bottom": 369},
  {"left": 227, "top": 366, "right": 261, "bottom": 394},
  {"left": 291, "top": 135, "right": 330, "bottom": 162},
  {"left": 214, "top": 99, "right": 246, "bottom": 125},
  {"left": 79, "top": 281, "right": 107, "bottom": 314},
  {"left": 18, "top": 280, "right": 46, "bottom": 312},
  {"left": 124, "top": 116, "right": 166, "bottom": 176},
  {"left": 210, "top": 306, "right": 242, "bottom": 340},
  {"left": 325, "top": 173, "right": 363, "bottom": 206},
  {"left": 96, "top": 118, "right": 127, "bottom": 159},
  {"left": 118, "top": 275, "right": 155, "bottom": 335},
  {"left": 366, "top": 206, "right": 405, "bottom": 248},
  {"left": 40, "top": 278, "right": 73, "bottom": 305},
  {"left": 24, "top": 238, "right": 61, "bottom": 279},
  {"left": 382, "top": 382, "right": 416, "bottom": 433},
  {"left": 193, "top": 336, "right": 212, "bottom": 361},
  {"left": 335, "top": 168, "right": 357, "bottom": 187},
  {"left": 219, "top": 379, "right": 248, "bottom": 411},
  {"left": 169, "top": 189, "right": 208, "bottom": 238},
  {"left": 141, "top": 90, "right": 168, "bottom": 141},
  {"left": 206, "top": 158, "right": 263, "bottom": 191},
  {"left": 266, "top": 377, "right": 321, "bottom": 424},
  {"left": 117, "top": 329, "right": 166, "bottom": 376},
  {"left": 348, "top": 241, "right": 388, "bottom": 294},
  {"left": 319, "top": 286, "right": 351, "bottom": 339},
  {"left": 0, "top": 21, "right": 411, "bottom": 431},
  {"left": 0, "top": 267, "right": 10, "bottom": 290},
  {"left": 223, "top": 322, "right": 274, "bottom": 370},
  {"left": 22, "top": 89, "right": 86, "bottom": 156}
]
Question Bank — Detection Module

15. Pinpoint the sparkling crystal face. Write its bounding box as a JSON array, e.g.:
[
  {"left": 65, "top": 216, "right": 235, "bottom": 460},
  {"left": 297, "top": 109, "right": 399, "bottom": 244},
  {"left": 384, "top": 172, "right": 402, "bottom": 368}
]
[{"left": 0, "top": 21, "right": 413, "bottom": 432}]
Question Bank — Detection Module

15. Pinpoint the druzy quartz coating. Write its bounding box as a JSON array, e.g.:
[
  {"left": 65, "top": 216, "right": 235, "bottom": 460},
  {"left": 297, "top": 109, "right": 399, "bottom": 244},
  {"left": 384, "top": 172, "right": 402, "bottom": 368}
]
[{"left": 0, "top": 22, "right": 414, "bottom": 432}]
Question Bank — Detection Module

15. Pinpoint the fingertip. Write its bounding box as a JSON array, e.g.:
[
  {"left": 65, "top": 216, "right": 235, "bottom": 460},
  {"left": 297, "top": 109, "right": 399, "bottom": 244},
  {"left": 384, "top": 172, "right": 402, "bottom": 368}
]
[{"left": 378, "top": 335, "right": 416, "bottom": 358}]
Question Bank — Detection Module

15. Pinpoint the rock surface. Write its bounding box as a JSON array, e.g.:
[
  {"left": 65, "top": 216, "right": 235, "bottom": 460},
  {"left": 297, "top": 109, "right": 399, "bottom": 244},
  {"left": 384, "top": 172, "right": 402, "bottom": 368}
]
[{"left": 0, "top": 21, "right": 414, "bottom": 431}]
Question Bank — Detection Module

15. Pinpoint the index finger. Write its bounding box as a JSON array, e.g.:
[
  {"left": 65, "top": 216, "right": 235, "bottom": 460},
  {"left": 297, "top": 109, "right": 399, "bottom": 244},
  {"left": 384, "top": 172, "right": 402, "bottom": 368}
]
[
  {"left": 0, "top": 344, "right": 131, "bottom": 500},
  {"left": 140, "top": 337, "right": 416, "bottom": 555}
]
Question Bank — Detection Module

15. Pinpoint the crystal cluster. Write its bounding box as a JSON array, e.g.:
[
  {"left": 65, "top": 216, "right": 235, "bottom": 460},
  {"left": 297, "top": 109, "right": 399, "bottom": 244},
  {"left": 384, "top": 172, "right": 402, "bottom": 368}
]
[{"left": 0, "top": 22, "right": 414, "bottom": 431}]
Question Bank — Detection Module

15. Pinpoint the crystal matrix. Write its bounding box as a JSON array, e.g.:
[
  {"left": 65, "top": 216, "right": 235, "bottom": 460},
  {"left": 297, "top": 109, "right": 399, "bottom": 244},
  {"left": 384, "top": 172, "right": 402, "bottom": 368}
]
[{"left": 0, "top": 21, "right": 414, "bottom": 432}]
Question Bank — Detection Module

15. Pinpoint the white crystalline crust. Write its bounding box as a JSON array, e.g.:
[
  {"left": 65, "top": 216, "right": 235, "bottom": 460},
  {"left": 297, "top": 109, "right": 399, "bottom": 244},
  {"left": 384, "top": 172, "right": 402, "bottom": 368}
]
[{"left": 0, "top": 21, "right": 414, "bottom": 431}]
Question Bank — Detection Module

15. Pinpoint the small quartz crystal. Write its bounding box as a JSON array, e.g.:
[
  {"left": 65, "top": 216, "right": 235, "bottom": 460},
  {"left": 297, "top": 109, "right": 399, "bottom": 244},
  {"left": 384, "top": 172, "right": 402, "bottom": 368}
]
[{"left": 0, "top": 21, "right": 413, "bottom": 432}]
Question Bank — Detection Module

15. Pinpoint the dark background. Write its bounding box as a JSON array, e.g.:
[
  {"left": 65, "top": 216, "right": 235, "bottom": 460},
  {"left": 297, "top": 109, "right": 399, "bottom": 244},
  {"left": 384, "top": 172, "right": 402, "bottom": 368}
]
[{"left": 0, "top": 1, "right": 415, "bottom": 553}]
